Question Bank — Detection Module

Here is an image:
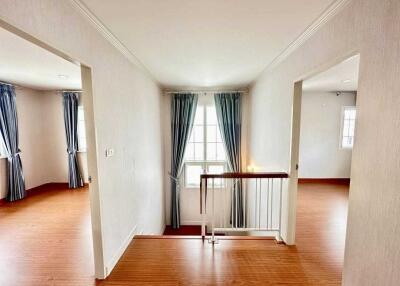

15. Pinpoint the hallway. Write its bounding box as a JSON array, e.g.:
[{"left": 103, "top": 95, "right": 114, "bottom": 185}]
[
  {"left": 0, "top": 182, "right": 348, "bottom": 285},
  {"left": 100, "top": 182, "right": 349, "bottom": 285}
]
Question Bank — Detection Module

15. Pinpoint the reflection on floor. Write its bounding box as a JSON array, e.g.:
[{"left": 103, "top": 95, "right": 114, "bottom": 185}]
[
  {"left": 0, "top": 184, "right": 94, "bottom": 286},
  {"left": 0, "top": 182, "right": 349, "bottom": 285}
]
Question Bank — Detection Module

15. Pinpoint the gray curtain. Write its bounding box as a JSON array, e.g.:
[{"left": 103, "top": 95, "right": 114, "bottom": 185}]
[
  {"left": 170, "top": 93, "right": 198, "bottom": 229},
  {"left": 63, "top": 92, "right": 84, "bottom": 189},
  {"left": 0, "top": 84, "right": 26, "bottom": 202},
  {"left": 214, "top": 92, "right": 243, "bottom": 227}
]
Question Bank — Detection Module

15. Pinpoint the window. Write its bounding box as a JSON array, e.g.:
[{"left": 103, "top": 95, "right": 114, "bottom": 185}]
[
  {"left": 0, "top": 138, "right": 7, "bottom": 158},
  {"left": 77, "top": 106, "right": 87, "bottom": 152},
  {"left": 184, "top": 100, "right": 227, "bottom": 188},
  {"left": 341, "top": 106, "right": 356, "bottom": 149}
]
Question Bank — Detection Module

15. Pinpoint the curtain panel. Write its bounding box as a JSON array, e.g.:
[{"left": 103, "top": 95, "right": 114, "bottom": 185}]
[
  {"left": 63, "top": 92, "right": 84, "bottom": 189},
  {"left": 170, "top": 93, "right": 198, "bottom": 229},
  {"left": 214, "top": 92, "right": 243, "bottom": 227},
  {"left": 0, "top": 84, "right": 26, "bottom": 202}
]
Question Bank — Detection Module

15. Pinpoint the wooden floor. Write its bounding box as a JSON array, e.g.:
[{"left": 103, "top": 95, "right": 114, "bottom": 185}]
[
  {"left": 0, "top": 182, "right": 349, "bottom": 285},
  {"left": 0, "top": 184, "right": 94, "bottom": 286}
]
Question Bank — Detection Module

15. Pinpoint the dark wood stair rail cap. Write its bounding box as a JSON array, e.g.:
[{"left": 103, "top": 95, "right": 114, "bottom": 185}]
[
  {"left": 201, "top": 172, "right": 289, "bottom": 179},
  {"left": 200, "top": 172, "right": 289, "bottom": 214}
]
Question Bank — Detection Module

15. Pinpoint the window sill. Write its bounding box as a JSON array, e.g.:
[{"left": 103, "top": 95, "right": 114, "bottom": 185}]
[
  {"left": 340, "top": 147, "right": 353, "bottom": 151},
  {"left": 184, "top": 186, "right": 225, "bottom": 191}
]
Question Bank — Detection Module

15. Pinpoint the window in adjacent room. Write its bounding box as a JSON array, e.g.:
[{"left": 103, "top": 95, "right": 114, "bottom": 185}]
[
  {"left": 340, "top": 106, "right": 356, "bottom": 149},
  {"left": 77, "top": 106, "right": 87, "bottom": 152},
  {"left": 184, "top": 98, "right": 227, "bottom": 188}
]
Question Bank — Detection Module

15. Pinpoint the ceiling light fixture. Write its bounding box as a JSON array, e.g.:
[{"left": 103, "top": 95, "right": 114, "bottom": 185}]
[{"left": 342, "top": 79, "right": 351, "bottom": 83}]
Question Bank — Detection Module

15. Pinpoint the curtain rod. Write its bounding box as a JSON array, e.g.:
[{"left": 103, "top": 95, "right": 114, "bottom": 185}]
[
  {"left": 0, "top": 81, "right": 13, "bottom": 86},
  {"left": 164, "top": 90, "right": 247, "bottom": 94},
  {"left": 59, "top": 90, "right": 83, "bottom": 93}
]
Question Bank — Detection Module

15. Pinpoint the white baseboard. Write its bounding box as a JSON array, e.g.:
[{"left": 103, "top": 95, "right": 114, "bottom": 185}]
[
  {"left": 160, "top": 223, "right": 166, "bottom": 234},
  {"left": 105, "top": 225, "right": 137, "bottom": 277},
  {"left": 181, "top": 220, "right": 203, "bottom": 225}
]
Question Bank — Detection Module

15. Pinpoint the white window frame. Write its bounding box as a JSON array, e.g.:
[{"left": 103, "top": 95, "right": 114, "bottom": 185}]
[
  {"left": 183, "top": 96, "right": 227, "bottom": 189},
  {"left": 340, "top": 106, "right": 356, "bottom": 150}
]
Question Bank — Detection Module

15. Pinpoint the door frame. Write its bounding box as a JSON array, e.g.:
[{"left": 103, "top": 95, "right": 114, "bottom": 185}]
[{"left": 0, "top": 19, "right": 106, "bottom": 278}]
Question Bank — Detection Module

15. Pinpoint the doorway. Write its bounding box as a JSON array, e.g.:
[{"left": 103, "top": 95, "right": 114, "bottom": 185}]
[
  {"left": 0, "top": 22, "right": 103, "bottom": 282},
  {"left": 289, "top": 54, "right": 360, "bottom": 278}
]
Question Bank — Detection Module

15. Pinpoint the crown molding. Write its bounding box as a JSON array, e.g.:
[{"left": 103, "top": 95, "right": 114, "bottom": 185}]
[
  {"left": 69, "top": 0, "right": 159, "bottom": 84},
  {"left": 251, "top": 0, "right": 351, "bottom": 87}
]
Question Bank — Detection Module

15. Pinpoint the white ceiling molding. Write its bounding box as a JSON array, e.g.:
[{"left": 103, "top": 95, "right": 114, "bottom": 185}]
[
  {"left": 251, "top": 0, "right": 351, "bottom": 86},
  {"left": 71, "top": 0, "right": 348, "bottom": 89},
  {"left": 69, "top": 0, "right": 158, "bottom": 84}
]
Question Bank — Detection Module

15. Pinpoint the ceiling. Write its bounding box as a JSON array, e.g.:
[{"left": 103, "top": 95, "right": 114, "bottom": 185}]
[
  {"left": 0, "top": 27, "right": 81, "bottom": 91},
  {"left": 303, "top": 55, "right": 360, "bottom": 92},
  {"left": 79, "top": 0, "right": 336, "bottom": 89}
]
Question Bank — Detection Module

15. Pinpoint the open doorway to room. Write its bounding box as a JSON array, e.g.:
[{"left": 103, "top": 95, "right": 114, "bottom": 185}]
[
  {"left": 0, "top": 25, "right": 100, "bottom": 284},
  {"left": 291, "top": 54, "right": 360, "bottom": 282}
]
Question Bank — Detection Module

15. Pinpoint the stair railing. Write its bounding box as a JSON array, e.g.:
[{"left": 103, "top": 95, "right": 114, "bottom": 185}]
[{"left": 200, "top": 172, "right": 289, "bottom": 243}]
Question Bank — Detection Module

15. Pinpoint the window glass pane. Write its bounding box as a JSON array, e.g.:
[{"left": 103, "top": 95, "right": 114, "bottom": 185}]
[
  {"left": 344, "top": 110, "right": 351, "bottom": 119},
  {"left": 349, "top": 124, "right": 355, "bottom": 136},
  {"left": 216, "top": 127, "right": 223, "bottom": 142},
  {"left": 193, "top": 125, "right": 204, "bottom": 142},
  {"left": 208, "top": 164, "right": 224, "bottom": 174},
  {"left": 343, "top": 121, "right": 350, "bottom": 135},
  {"left": 216, "top": 143, "right": 226, "bottom": 160},
  {"left": 194, "top": 106, "right": 204, "bottom": 125},
  {"left": 342, "top": 137, "right": 349, "bottom": 148},
  {"left": 0, "top": 139, "right": 7, "bottom": 157},
  {"left": 349, "top": 109, "right": 356, "bottom": 119},
  {"left": 206, "top": 143, "right": 216, "bottom": 160},
  {"left": 79, "top": 136, "right": 87, "bottom": 151},
  {"left": 194, "top": 143, "right": 204, "bottom": 160},
  {"left": 185, "top": 164, "right": 203, "bottom": 187},
  {"left": 208, "top": 164, "right": 225, "bottom": 187},
  {"left": 77, "top": 107, "right": 86, "bottom": 151},
  {"left": 341, "top": 107, "right": 356, "bottom": 148},
  {"left": 206, "top": 106, "right": 217, "bottom": 125},
  {"left": 207, "top": 125, "right": 217, "bottom": 142},
  {"left": 188, "top": 130, "right": 195, "bottom": 143},
  {"left": 185, "top": 142, "right": 194, "bottom": 160},
  {"left": 342, "top": 136, "right": 353, "bottom": 148}
]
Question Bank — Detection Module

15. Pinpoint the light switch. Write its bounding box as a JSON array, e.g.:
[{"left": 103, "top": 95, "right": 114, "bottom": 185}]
[{"left": 105, "top": 148, "right": 114, "bottom": 157}]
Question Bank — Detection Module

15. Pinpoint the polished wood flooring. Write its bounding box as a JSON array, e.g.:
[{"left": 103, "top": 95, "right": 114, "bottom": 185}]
[
  {"left": 0, "top": 182, "right": 348, "bottom": 285},
  {"left": 0, "top": 184, "right": 94, "bottom": 286}
]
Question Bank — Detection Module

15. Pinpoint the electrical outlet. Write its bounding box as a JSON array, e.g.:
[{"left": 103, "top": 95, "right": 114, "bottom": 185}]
[{"left": 105, "top": 148, "right": 114, "bottom": 157}]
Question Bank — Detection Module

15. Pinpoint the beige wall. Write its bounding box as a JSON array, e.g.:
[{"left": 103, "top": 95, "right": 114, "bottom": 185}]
[
  {"left": 249, "top": 0, "right": 400, "bottom": 284},
  {"left": 0, "top": 0, "right": 164, "bottom": 278},
  {"left": 0, "top": 87, "right": 89, "bottom": 199},
  {"left": 299, "top": 91, "right": 356, "bottom": 178}
]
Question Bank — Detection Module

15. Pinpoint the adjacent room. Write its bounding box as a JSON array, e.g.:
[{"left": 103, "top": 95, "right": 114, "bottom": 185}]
[
  {"left": 0, "top": 26, "right": 92, "bottom": 284},
  {"left": 295, "top": 55, "right": 360, "bottom": 281}
]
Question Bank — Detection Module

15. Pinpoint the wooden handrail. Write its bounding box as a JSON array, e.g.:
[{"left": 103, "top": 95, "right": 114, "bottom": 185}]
[
  {"left": 200, "top": 172, "right": 289, "bottom": 215},
  {"left": 200, "top": 172, "right": 289, "bottom": 179}
]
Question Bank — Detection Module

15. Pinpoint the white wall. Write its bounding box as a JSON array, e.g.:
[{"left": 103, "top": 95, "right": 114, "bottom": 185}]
[
  {"left": 0, "top": 87, "right": 89, "bottom": 199},
  {"left": 299, "top": 91, "right": 355, "bottom": 178},
  {"left": 249, "top": 0, "right": 400, "bottom": 284},
  {"left": 0, "top": 0, "right": 165, "bottom": 278}
]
